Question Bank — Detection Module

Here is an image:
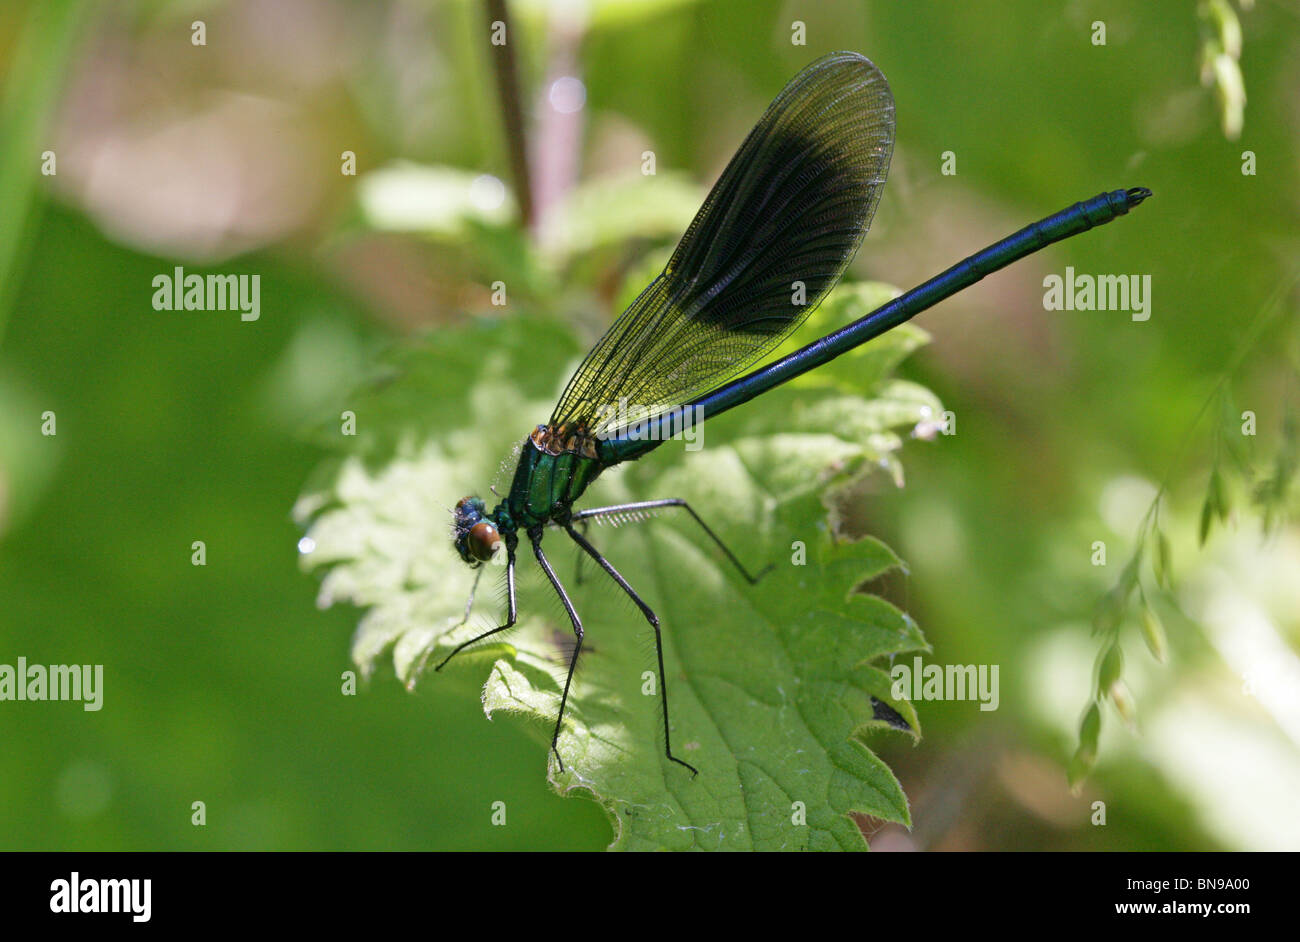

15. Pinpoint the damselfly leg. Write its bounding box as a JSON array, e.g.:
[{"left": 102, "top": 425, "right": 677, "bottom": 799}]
[
  {"left": 565, "top": 522, "right": 699, "bottom": 777},
  {"left": 569, "top": 498, "right": 773, "bottom": 584},
  {"left": 434, "top": 539, "right": 518, "bottom": 672},
  {"left": 528, "top": 529, "right": 584, "bottom": 773}
]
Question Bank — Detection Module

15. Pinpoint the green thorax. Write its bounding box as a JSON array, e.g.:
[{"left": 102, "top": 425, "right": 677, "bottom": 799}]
[{"left": 499, "top": 424, "right": 605, "bottom": 530}]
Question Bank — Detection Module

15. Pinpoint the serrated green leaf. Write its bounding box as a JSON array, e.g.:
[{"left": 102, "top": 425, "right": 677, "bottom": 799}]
[
  {"left": 297, "top": 294, "right": 938, "bottom": 850},
  {"left": 788, "top": 283, "right": 929, "bottom": 393}
]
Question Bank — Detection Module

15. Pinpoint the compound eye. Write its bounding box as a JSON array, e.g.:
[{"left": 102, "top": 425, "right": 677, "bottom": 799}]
[
  {"left": 467, "top": 521, "right": 500, "bottom": 562},
  {"left": 455, "top": 496, "right": 476, "bottom": 513}
]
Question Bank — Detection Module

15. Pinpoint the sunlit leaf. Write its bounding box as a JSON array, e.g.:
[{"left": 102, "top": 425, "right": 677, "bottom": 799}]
[
  {"left": 297, "top": 288, "right": 938, "bottom": 850},
  {"left": 539, "top": 172, "right": 706, "bottom": 262}
]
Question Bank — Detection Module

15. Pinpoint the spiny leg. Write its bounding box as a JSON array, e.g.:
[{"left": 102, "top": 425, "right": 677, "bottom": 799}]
[
  {"left": 565, "top": 522, "right": 699, "bottom": 777},
  {"left": 460, "top": 564, "right": 485, "bottom": 624},
  {"left": 434, "top": 542, "right": 517, "bottom": 672},
  {"left": 573, "top": 517, "right": 592, "bottom": 586},
  {"left": 530, "top": 529, "right": 583, "bottom": 773},
  {"left": 570, "top": 498, "right": 773, "bottom": 584}
]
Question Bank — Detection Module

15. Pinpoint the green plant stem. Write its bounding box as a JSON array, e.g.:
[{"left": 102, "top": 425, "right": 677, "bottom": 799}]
[
  {"left": 0, "top": 0, "right": 92, "bottom": 347},
  {"left": 484, "top": 0, "right": 534, "bottom": 230}
]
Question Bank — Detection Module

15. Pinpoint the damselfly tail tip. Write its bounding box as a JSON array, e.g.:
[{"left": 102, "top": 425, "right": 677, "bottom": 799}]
[{"left": 1125, "top": 186, "right": 1152, "bottom": 206}]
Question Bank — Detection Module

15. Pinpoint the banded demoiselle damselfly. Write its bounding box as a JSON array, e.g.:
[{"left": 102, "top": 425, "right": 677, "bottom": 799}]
[{"left": 443, "top": 51, "right": 1150, "bottom": 775}]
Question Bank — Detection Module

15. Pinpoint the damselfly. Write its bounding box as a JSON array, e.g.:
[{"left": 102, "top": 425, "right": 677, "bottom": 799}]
[{"left": 442, "top": 52, "right": 1150, "bottom": 775}]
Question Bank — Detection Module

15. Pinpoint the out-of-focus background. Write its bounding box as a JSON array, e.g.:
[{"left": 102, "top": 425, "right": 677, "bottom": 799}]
[{"left": 1, "top": 0, "right": 1297, "bottom": 850}]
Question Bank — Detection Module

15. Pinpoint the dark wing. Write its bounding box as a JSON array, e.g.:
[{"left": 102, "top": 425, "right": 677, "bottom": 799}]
[{"left": 550, "top": 51, "right": 894, "bottom": 435}]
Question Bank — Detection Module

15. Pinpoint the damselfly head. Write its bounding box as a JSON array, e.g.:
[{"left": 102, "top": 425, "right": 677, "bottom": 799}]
[{"left": 453, "top": 496, "right": 499, "bottom": 566}]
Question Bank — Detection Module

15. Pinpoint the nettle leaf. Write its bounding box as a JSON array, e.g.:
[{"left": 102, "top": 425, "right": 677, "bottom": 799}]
[{"left": 296, "top": 282, "right": 939, "bottom": 850}]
